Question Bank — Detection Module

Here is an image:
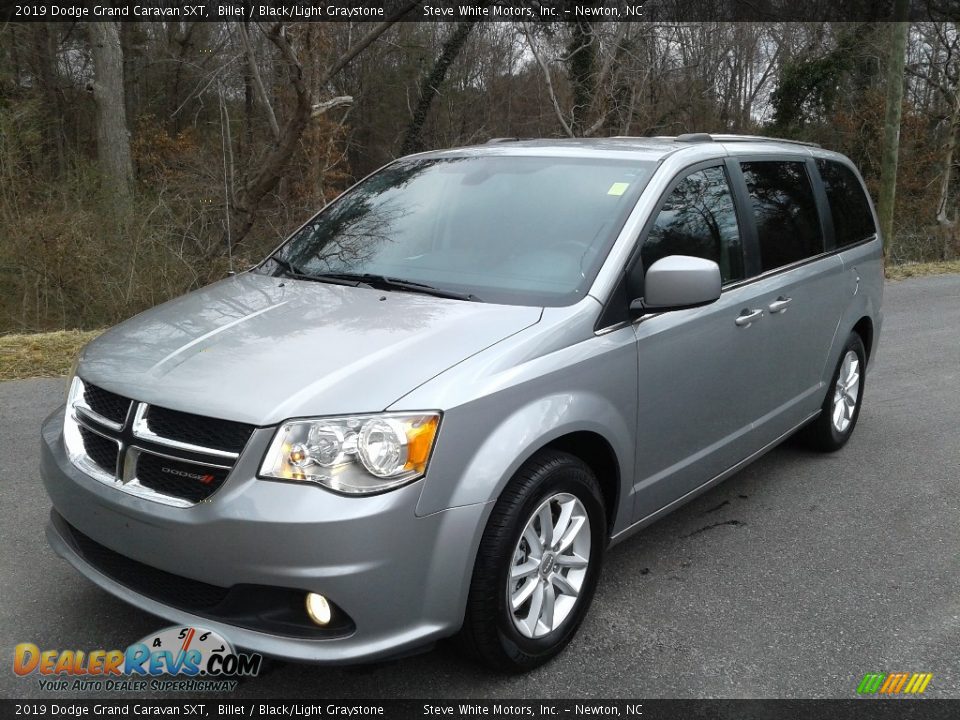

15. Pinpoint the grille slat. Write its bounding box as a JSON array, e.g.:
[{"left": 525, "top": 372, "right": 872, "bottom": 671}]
[
  {"left": 83, "top": 383, "right": 131, "bottom": 425},
  {"left": 79, "top": 426, "right": 119, "bottom": 475},
  {"left": 72, "top": 379, "right": 251, "bottom": 505},
  {"left": 145, "top": 406, "right": 254, "bottom": 454}
]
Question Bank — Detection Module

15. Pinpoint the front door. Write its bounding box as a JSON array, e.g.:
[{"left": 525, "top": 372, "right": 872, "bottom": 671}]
[{"left": 630, "top": 163, "right": 773, "bottom": 522}]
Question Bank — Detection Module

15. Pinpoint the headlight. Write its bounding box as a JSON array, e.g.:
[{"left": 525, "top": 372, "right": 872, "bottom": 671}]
[{"left": 259, "top": 413, "right": 441, "bottom": 495}]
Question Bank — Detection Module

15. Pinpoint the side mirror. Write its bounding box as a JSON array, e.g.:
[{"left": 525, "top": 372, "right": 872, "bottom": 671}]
[{"left": 630, "top": 255, "right": 722, "bottom": 315}]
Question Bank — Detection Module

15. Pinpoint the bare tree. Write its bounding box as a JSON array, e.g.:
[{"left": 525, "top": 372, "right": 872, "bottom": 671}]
[
  {"left": 401, "top": 21, "right": 477, "bottom": 155},
  {"left": 567, "top": 19, "right": 596, "bottom": 135},
  {"left": 31, "top": 24, "right": 65, "bottom": 174},
  {"left": 88, "top": 21, "right": 134, "bottom": 209},
  {"left": 222, "top": 3, "right": 421, "bottom": 258},
  {"left": 238, "top": 22, "right": 280, "bottom": 142},
  {"left": 878, "top": 0, "right": 911, "bottom": 256},
  {"left": 935, "top": 88, "right": 960, "bottom": 227}
]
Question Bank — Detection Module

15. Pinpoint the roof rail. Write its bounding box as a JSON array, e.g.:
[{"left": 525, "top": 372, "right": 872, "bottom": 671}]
[
  {"left": 708, "top": 134, "right": 820, "bottom": 148},
  {"left": 613, "top": 133, "right": 821, "bottom": 148},
  {"left": 485, "top": 137, "right": 522, "bottom": 144}
]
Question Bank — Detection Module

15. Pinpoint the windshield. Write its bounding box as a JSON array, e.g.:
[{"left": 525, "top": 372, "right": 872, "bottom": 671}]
[{"left": 256, "top": 155, "right": 656, "bottom": 306}]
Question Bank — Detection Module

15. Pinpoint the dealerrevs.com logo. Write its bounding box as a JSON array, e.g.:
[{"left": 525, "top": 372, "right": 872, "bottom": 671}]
[{"left": 13, "top": 626, "right": 261, "bottom": 692}]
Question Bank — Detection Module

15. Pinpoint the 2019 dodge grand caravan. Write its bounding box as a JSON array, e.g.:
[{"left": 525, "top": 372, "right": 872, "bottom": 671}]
[{"left": 41, "top": 134, "right": 882, "bottom": 671}]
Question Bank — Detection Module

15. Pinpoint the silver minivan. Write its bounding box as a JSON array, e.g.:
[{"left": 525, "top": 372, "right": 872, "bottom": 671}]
[{"left": 41, "top": 134, "right": 882, "bottom": 671}]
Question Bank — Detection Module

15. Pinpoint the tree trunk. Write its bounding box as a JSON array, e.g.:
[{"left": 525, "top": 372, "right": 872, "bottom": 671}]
[
  {"left": 88, "top": 21, "right": 134, "bottom": 210},
  {"left": 241, "top": 13, "right": 255, "bottom": 162},
  {"left": 936, "top": 89, "right": 960, "bottom": 226},
  {"left": 567, "top": 19, "right": 596, "bottom": 135},
  {"left": 239, "top": 21, "right": 280, "bottom": 142},
  {"left": 400, "top": 21, "right": 475, "bottom": 155},
  {"left": 119, "top": 22, "right": 138, "bottom": 128},
  {"left": 877, "top": 0, "right": 910, "bottom": 259},
  {"left": 935, "top": 88, "right": 960, "bottom": 259},
  {"left": 32, "top": 24, "right": 65, "bottom": 174}
]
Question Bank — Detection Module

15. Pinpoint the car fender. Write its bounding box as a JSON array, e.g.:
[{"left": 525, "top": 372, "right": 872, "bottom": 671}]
[
  {"left": 414, "top": 390, "right": 634, "bottom": 533},
  {"left": 820, "top": 242, "right": 883, "bottom": 389}
]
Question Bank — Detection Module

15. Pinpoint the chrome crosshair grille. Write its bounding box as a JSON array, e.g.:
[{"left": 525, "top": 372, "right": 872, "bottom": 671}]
[{"left": 64, "top": 377, "right": 255, "bottom": 507}]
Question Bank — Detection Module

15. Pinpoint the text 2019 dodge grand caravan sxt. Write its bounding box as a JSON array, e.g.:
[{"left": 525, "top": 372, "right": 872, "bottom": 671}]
[{"left": 41, "top": 135, "right": 882, "bottom": 671}]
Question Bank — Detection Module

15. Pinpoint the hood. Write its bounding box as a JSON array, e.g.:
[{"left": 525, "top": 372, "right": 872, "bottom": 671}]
[{"left": 78, "top": 273, "right": 542, "bottom": 425}]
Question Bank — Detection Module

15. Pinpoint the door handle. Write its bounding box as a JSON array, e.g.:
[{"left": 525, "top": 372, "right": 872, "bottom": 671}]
[
  {"left": 735, "top": 309, "right": 763, "bottom": 327},
  {"left": 768, "top": 296, "right": 793, "bottom": 314}
]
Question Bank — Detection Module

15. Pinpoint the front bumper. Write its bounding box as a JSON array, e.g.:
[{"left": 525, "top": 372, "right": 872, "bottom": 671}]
[{"left": 41, "top": 408, "right": 491, "bottom": 663}]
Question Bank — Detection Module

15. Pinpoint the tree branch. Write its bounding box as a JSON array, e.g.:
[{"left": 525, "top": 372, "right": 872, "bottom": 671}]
[
  {"left": 523, "top": 23, "right": 575, "bottom": 138},
  {"left": 312, "top": 95, "right": 354, "bottom": 118},
  {"left": 238, "top": 22, "right": 280, "bottom": 142},
  {"left": 216, "top": 4, "right": 422, "bottom": 258},
  {"left": 318, "top": 0, "right": 423, "bottom": 89}
]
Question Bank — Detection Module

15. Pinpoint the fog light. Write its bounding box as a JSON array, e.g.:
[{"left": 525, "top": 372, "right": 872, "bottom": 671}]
[{"left": 305, "top": 593, "right": 332, "bottom": 626}]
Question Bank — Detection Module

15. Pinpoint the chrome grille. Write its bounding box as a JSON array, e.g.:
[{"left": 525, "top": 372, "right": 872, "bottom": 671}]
[
  {"left": 78, "top": 425, "right": 120, "bottom": 475},
  {"left": 82, "top": 383, "right": 131, "bottom": 426},
  {"left": 142, "top": 406, "right": 253, "bottom": 455},
  {"left": 64, "top": 377, "right": 254, "bottom": 507}
]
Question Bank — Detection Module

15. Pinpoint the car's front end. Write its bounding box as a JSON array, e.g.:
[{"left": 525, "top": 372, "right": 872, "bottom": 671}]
[
  {"left": 39, "top": 145, "right": 661, "bottom": 666},
  {"left": 42, "top": 386, "right": 491, "bottom": 662},
  {"left": 38, "top": 268, "right": 548, "bottom": 662}
]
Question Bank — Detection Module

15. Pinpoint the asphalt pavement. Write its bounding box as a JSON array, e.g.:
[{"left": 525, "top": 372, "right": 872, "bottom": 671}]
[{"left": 1, "top": 274, "right": 958, "bottom": 699}]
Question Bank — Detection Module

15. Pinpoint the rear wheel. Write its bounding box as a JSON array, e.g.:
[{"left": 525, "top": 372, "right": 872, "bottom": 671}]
[
  {"left": 802, "top": 332, "right": 866, "bottom": 451},
  {"left": 460, "top": 450, "right": 606, "bottom": 672}
]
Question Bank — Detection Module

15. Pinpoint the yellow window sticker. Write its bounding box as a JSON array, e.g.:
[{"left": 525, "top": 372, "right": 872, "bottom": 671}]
[{"left": 607, "top": 182, "right": 630, "bottom": 196}]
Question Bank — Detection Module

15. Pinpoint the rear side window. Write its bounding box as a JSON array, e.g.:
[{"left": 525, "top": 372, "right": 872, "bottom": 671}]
[
  {"left": 641, "top": 165, "right": 744, "bottom": 284},
  {"left": 740, "top": 161, "right": 824, "bottom": 272},
  {"left": 816, "top": 159, "right": 876, "bottom": 248}
]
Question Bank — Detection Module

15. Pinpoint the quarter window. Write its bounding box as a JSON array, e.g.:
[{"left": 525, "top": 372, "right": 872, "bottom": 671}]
[
  {"left": 816, "top": 159, "right": 876, "bottom": 248},
  {"left": 641, "top": 166, "right": 744, "bottom": 284},
  {"left": 740, "top": 161, "right": 824, "bottom": 272}
]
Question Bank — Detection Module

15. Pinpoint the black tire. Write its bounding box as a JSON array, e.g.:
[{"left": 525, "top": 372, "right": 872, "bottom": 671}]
[
  {"left": 801, "top": 332, "right": 867, "bottom": 452},
  {"left": 459, "top": 450, "right": 607, "bottom": 672}
]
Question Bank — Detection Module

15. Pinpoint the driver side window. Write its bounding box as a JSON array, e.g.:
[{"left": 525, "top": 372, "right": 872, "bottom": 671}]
[{"left": 641, "top": 165, "right": 744, "bottom": 285}]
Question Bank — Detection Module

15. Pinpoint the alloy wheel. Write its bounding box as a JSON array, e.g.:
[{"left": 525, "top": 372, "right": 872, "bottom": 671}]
[
  {"left": 831, "top": 350, "right": 861, "bottom": 433},
  {"left": 507, "top": 493, "right": 591, "bottom": 639}
]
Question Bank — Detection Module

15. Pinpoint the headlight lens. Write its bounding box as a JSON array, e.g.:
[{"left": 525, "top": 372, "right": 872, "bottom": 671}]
[
  {"left": 259, "top": 413, "right": 440, "bottom": 495},
  {"left": 357, "top": 419, "right": 409, "bottom": 477}
]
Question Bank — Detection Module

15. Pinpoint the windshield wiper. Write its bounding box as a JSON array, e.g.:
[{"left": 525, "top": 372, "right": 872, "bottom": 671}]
[
  {"left": 269, "top": 261, "right": 479, "bottom": 301},
  {"left": 309, "top": 272, "right": 481, "bottom": 302},
  {"left": 269, "top": 257, "right": 373, "bottom": 288}
]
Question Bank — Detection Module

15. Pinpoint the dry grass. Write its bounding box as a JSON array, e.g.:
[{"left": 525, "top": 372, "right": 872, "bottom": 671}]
[
  {"left": 886, "top": 260, "right": 960, "bottom": 280},
  {"left": 0, "top": 330, "right": 102, "bottom": 381}
]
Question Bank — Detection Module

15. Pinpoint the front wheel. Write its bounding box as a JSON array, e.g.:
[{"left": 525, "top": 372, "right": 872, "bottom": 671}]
[
  {"left": 801, "top": 332, "right": 867, "bottom": 452},
  {"left": 459, "top": 450, "right": 606, "bottom": 672}
]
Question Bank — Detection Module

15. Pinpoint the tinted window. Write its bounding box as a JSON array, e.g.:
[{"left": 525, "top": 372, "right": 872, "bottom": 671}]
[
  {"left": 641, "top": 166, "right": 743, "bottom": 284},
  {"left": 816, "top": 159, "right": 876, "bottom": 248},
  {"left": 740, "top": 161, "right": 824, "bottom": 272},
  {"left": 258, "top": 156, "right": 655, "bottom": 307}
]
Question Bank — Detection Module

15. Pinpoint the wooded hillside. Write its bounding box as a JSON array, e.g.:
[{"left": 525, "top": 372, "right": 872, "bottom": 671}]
[{"left": 1, "top": 19, "right": 958, "bottom": 331}]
